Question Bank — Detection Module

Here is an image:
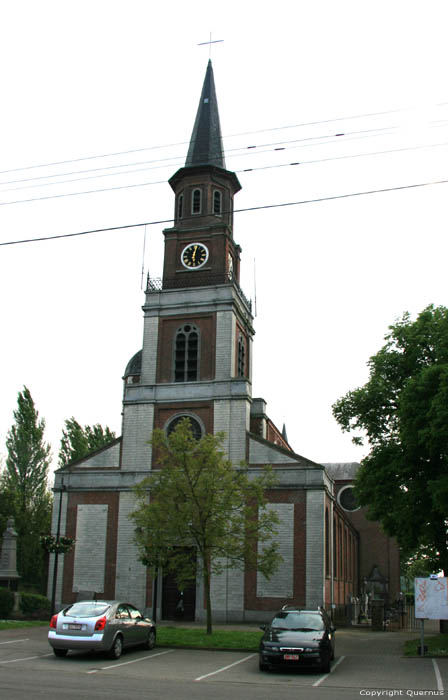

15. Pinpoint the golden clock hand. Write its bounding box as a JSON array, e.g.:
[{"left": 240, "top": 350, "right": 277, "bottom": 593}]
[{"left": 193, "top": 245, "right": 197, "bottom": 261}]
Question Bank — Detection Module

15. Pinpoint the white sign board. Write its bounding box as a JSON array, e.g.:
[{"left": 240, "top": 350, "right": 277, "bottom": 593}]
[{"left": 414, "top": 577, "right": 448, "bottom": 619}]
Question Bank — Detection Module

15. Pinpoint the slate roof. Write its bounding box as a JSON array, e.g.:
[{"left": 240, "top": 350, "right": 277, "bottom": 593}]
[{"left": 185, "top": 59, "right": 226, "bottom": 169}]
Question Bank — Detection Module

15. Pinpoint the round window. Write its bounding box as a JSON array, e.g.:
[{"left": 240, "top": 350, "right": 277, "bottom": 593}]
[
  {"left": 338, "top": 486, "right": 360, "bottom": 512},
  {"left": 166, "top": 415, "right": 202, "bottom": 440}
]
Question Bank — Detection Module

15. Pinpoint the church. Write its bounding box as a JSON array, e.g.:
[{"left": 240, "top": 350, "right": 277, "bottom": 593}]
[{"left": 49, "top": 61, "right": 400, "bottom": 623}]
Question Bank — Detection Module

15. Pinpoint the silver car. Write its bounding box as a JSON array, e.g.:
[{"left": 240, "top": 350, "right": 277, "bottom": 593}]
[{"left": 48, "top": 600, "right": 156, "bottom": 659}]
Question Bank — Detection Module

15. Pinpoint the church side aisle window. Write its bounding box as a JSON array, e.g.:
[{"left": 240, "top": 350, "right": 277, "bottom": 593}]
[{"left": 174, "top": 324, "right": 199, "bottom": 382}]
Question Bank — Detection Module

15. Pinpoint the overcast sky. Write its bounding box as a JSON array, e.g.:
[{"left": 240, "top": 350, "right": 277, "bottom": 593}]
[{"left": 1, "top": 0, "right": 447, "bottom": 476}]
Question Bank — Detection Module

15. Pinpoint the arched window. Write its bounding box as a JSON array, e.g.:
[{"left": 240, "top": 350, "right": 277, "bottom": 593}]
[
  {"left": 213, "top": 190, "right": 222, "bottom": 215},
  {"left": 237, "top": 335, "right": 246, "bottom": 377},
  {"left": 192, "top": 188, "right": 202, "bottom": 215},
  {"left": 166, "top": 414, "right": 202, "bottom": 440},
  {"left": 333, "top": 515, "right": 337, "bottom": 577},
  {"left": 325, "top": 508, "right": 330, "bottom": 577},
  {"left": 338, "top": 522, "right": 343, "bottom": 579},
  {"left": 174, "top": 324, "right": 199, "bottom": 382},
  {"left": 177, "top": 194, "right": 184, "bottom": 220},
  {"left": 344, "top": 528, "right": 348, "bottom": 580}
]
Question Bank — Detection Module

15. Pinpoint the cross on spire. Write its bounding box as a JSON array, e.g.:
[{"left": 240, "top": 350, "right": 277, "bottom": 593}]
[{"left": 197, "top": 33, "right": 224, "bottom": 59}]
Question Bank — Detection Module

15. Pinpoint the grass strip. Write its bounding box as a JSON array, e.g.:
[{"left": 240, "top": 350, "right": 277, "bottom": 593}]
[
  {"left": 0, "top": 620, "right": 49, "bottom": 630},
  {"left": 404, "top": 633, "right": 448, "bottom": 657},
  {"left": 156, "top": 626, "right": 261, "bottom": 651}
]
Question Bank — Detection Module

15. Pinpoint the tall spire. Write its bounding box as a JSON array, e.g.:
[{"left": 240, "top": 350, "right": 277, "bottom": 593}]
[{"left": 185, "top": 60, "right": 226, "bottom": 169}]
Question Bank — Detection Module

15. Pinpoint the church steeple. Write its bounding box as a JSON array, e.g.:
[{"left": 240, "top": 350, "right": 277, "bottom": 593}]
[
  {"left": 163, "top": 61, "right": 242, "bottom": 289},
  {"left": 185, "top": 60, "right": 226, "bottom": 169}
]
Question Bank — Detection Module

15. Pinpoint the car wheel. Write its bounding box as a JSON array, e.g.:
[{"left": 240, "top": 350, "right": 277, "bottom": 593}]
[
  {"left": 143, "top": 629, "right": 156, "bottom": 650},
  {"left": 259, "top": 658, "right": 269, "bottom": 671},
  {"left": 53, "top": 648, "right": 68, "bottom": 658},
  {"left": 331, "top": 647, "right": 335, "bottom": 661},
  {"left": 109, "top": 635, "right": 123, "bottom": 659}
]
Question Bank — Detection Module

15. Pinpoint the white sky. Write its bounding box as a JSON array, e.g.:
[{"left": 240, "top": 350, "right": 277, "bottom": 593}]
[{"left": 1, "top": 0, "right": 447, "bottom": 476}]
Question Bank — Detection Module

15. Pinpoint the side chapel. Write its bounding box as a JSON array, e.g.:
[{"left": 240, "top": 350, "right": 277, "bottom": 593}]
[{"left": 50, "top": 61, "right": 399, "bottom": 622}]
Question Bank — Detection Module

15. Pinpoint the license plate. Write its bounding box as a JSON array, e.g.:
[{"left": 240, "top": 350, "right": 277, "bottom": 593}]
[
  {"left": 69, "top": 624, "right": 81, "bottom": 630},
  {"left": 284, "top": 654, "right": 299, "bottom": 661}
]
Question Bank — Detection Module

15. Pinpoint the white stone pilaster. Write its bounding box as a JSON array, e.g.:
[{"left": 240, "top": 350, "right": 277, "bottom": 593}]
[
  {"left": 306, "top": 490, "right": 325, "bottom": 608},
  {"left": 115, "top": 492, "right": 148, "bottom": 612}
]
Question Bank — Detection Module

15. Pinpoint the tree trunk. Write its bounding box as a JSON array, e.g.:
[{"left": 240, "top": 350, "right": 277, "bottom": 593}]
[{"left": 202, "top": 551, "right": 212, "bottom": 635}]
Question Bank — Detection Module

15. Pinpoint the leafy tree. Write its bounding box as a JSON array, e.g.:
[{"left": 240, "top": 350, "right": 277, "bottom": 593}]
[
  {"left": 4, "top": 387, "right": 52, "bottom": 590},
  {"left": 332, "top": 305, "right": 448, "bottom": 574},
  {"left": 58, "top": 417, "right": 115, "bottom": 466},
  {"left": 131, "top": 419, "right": 282, "bottom": 634}
]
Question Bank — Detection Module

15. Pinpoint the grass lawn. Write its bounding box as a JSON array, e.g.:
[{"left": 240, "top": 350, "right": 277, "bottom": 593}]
[
  {"left": 0, "top": 620, "right": 261, "bottom": 651},
  {"left": 0, "top": 620, "right": 49, "bottom": 631},
  {"left": 156, "top": 626, "right": 261, "bottom": 651},
  {"left": 404, "top": 633, "right": 448, "bottom": 657}
]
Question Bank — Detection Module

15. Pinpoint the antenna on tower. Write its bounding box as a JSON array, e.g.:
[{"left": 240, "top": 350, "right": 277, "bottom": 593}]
[
  {"left": 141, "top": 225, "right": 147, "bottom": 290},
  {"left": 253, "top": 257, "right": 258, "bottom": 317}
]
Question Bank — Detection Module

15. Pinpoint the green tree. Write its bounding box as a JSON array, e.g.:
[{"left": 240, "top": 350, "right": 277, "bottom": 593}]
[
  {"left": 5, "top": 387, "right": 52, "bottom": 590},
  {"left": 131, "top": 419, "right": 282, "bottom": 634},
  {"left": 58, "top": 417, "right": 115, "bottom": 466},
  {"left": 332, "top": 305, "right": 448, "bottom": 574}
]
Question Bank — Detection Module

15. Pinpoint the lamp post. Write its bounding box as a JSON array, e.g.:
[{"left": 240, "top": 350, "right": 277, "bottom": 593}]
[{"left": 50, "top": 479, "right": 66, "bottom": 617}]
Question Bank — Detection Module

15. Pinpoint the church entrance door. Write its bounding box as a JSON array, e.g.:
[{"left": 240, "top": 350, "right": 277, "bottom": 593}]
[{"left": 161, "top": 550, "right": 196, "bottom": 621}]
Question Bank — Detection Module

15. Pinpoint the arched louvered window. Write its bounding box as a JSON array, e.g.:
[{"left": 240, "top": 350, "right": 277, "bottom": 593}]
[
  {"left": 213, "top": 190, "right": 222, "bottom": 215},
  {"left": 192, "top": 188, "right": 202, "bottom": 215},
  {"left": 177, "top": 194, "right": 184, "bottom": 220},
  {"left": 174, "top": 324, "right": 199, "bottom": 382},
  {"left": 237, "top": 335, "right": 246, "bottom": 377}
]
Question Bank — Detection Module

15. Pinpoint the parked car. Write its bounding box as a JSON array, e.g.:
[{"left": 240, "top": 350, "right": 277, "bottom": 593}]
[
  {"left": 48, "top": 600, "right": 156, "bottom": 659},
  {"left": 259, "top": 606, "right": 335, "bottom": 673}
]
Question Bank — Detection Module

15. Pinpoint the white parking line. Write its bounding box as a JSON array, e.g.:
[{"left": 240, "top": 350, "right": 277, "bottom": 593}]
[
  {"left": 312, "top": 655, "right": 346, "bottom": 687},
  {"left": 432, "top": 659, "right": 444, "bottom": 693},
  {"left": 195, "top": 653, "right": 256, "bottom": 681},
  {"left": 86, "top": 649, "right": 176, "bottom": 673},
  {"left": 0, "top": 638, "right": 29, "bottom": 645}
]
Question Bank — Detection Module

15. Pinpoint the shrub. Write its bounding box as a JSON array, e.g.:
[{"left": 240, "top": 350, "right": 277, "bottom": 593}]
[
  {"left": 19, "top": 592, "right": 51, "bottom": 617},
  {"left": 0, "top": 588, "right": 15, "bottom": 618}
]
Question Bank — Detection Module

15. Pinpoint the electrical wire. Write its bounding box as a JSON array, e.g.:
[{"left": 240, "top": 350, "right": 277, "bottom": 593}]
[
  {"left": 1, "top": 176, "right": 447, "bottom": 247},
  {"left": 1, "top": 137, "right": 447, "bottom": 206},
  {"left": 1, "top": 100, "right": 447, "bottom": 176}
]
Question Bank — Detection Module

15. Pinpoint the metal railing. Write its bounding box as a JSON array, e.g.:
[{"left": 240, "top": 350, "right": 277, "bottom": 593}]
[{"left": 146, "top": 273, "right": 252, "bottom": 312}]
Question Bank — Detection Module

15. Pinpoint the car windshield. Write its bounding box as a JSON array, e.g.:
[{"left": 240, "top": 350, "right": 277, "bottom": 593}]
[
  {"left": 271, "top": 612, "right": 324, "bottom": 631},
  {"left": 63, "top": 602, "right": 110, "bottom": 618}
]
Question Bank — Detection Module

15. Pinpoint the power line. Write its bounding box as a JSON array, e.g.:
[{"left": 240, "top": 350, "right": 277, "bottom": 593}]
[
  {"left": 1, "top": 100, "right": 447, "bottom": 176},
  {"left": 1, "top": 138, "right": 447, "bottom": 207},
  {"left": 1, "top": 176, "right": 446, "bottom": 247},
  {"left": 0, "top": 125, "right": 396, "bottom": 190}
]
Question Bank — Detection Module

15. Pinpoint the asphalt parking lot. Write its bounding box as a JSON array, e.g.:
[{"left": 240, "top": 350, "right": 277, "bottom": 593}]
[{"left": 0, "top": 624, "right": 446, "bottom": 700}]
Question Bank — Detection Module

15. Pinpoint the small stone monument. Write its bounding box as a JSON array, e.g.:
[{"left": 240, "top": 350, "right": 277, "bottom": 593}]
[{"left": 0, "top": 518, "right": 21, "bottom": 590}]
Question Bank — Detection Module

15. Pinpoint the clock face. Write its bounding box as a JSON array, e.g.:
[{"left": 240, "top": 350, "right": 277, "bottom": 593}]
[{"left": 181, "top": 242, "right": 209, "bottom": 269}]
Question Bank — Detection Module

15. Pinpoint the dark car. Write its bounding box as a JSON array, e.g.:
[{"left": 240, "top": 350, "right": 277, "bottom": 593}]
[
  {"left": 259, "top": 607, "right": 335, "bottom": 673},
  {"left": 48, "top": 600, "right": 156, "bottom": 659}
]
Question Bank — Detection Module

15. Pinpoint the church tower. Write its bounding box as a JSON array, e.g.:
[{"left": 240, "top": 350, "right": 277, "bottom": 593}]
[{"left": 122, "top": 60, "right": 254, "bottom": 472}]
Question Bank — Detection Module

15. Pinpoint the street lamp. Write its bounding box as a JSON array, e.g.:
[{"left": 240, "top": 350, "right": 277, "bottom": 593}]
[{"left": 50, "top": 479, "right": 66, "bottom": 617}]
